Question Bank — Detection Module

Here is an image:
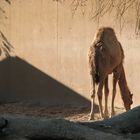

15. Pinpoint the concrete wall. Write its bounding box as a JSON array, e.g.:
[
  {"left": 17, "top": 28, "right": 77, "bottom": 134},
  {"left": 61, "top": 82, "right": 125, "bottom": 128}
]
[{"left": 0, "top": 0, "right": 139, "bottom": 107}]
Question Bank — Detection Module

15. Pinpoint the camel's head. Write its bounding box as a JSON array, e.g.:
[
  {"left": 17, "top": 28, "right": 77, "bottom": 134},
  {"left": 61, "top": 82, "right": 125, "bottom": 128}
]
[{"left": 124, "top": 92, "right": 133, "bottom": 111}]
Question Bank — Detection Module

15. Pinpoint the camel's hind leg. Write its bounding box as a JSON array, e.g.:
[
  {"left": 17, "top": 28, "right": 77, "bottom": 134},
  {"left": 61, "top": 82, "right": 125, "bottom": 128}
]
[
  {"left": 89, "top": 74, "right": 96, "bottom": 120},
  {"left": 97, "top": 76, "right": 105, "bottom": 119},
  {"left": 104, "top": 76, "right": 109, "bottom": 119}
]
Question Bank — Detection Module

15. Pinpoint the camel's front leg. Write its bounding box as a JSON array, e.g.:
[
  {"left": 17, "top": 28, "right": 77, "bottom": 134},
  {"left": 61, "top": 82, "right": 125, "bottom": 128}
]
[
  {"left": 97, "top": 79, "right": 105, "bottom": 119},
  {"left": 111, "top": 72, "right": 119, "bottom": 117},
  {"left": 104, "top": 76, "right": 109, "bottom": 119},
  {"left": 89, "top": 75, "right": 96, "bottom": 120}
]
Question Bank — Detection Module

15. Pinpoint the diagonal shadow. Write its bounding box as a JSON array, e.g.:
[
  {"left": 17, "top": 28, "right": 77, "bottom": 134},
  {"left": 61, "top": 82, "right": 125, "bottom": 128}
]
[
  {"left": 0, "top": 56, "right": 99, "bottom": 113},
  {"left": 0, "top": 56, "right": 88, "bottom": 105}
]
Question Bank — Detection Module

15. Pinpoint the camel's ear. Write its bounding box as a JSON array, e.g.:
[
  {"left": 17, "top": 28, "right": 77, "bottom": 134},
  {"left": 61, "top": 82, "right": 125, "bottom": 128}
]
[{"left": 131, "top": 93, "right": 133, "bottom": 97}]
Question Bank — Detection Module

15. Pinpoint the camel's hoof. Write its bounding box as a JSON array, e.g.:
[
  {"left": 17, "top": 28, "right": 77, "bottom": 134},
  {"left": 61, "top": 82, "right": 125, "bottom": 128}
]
[
  {"left": 89, "top": 115, "right": 95, "bottom": 120},
  {"left": 104, "top": 111, "right": 109, "bottom": 119},
  {"left": 100, "top": 113, "right": 105, "bottom": 120},
  {"left": 111, "top": 111, "right": 116, "bottom": 117},
  {"left": 89, "top": 117, "right": 94, "bottom": 121},
  {"left": 104, "top": 115, "right": 110, "bottom": 119}
]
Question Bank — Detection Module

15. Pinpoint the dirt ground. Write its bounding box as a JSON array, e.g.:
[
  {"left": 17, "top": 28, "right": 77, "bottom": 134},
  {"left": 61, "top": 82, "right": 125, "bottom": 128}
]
[{"left": 0, "top": 102, "right": 125, "bottom": 121}]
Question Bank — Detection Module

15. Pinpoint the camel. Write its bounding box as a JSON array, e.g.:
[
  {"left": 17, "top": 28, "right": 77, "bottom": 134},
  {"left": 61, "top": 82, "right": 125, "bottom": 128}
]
[{"left": 88, "top": 27, "right": 133, "bottom": 120}]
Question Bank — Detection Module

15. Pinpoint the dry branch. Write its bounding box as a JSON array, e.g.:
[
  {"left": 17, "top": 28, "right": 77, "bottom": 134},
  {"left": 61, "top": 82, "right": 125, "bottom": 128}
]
[
  {"left": 70, "top": 0, "right": 140, "bottom": 34},
  {"left": 0, "top": 31, "right": 14, "bottom": 58}
]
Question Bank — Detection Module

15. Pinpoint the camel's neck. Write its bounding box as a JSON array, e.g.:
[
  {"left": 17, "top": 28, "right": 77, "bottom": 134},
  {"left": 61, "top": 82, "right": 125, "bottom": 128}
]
[{"left": 118, "top": 66, "right": 130, "bottom": 104}]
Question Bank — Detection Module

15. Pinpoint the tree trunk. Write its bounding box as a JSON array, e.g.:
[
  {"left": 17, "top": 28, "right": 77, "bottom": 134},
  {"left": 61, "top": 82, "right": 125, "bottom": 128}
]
[
  {"left": 1, "top": 106, "right": 140, "bottom": 140},
  {"left": 80, "top": 106, "right": 140, "bottom": 134}
]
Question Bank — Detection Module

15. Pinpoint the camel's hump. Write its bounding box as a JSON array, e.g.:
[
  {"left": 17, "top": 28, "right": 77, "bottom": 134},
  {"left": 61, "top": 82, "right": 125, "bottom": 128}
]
[{"left": 93, "top": 27, "right": 123, "bottom": 59}]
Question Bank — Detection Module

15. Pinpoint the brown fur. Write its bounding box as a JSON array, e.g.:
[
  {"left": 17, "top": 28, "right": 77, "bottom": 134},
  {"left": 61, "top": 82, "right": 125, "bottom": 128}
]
[{"left": 88, "top": 27, "right": 133, "bottom": 120}]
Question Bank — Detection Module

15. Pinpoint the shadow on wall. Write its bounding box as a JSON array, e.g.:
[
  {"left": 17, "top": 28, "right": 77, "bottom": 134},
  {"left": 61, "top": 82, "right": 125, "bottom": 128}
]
[{"left": 0, "top": 56, "right": 93, "bottom": 108}]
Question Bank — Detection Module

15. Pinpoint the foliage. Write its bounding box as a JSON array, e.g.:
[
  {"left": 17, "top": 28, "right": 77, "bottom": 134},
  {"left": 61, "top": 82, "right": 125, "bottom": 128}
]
[
  {"left": 0, "top": 0, "right": 14, "bottom": 58},
  {"left": 55, "top": 0, "right": 140, "bottom": 35}
]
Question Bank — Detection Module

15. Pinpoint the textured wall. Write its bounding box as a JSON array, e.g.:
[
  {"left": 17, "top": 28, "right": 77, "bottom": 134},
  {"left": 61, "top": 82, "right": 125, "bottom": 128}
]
[{"left": 0, "top": 0, "right": 139, "bottom": 107}]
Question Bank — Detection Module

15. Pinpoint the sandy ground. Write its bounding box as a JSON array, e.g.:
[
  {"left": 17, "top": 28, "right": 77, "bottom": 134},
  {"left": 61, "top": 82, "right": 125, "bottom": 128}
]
[{"left": 0, "top": 102, "right": 125, "bottom": 121}]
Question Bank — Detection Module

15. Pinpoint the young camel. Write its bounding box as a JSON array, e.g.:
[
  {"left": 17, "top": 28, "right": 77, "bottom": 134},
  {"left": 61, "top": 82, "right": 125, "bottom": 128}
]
[{"left": 88, "top": 27, "right": 133, "bottom": 120}]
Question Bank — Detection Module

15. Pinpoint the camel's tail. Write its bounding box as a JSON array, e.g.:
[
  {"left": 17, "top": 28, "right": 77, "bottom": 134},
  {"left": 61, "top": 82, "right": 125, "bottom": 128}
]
[
  {"left": 94, "top": 49, "right": 100, "bottom": 84},
  {"left": 88, "top": 45, "right": 100, "bottom": 85}
]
